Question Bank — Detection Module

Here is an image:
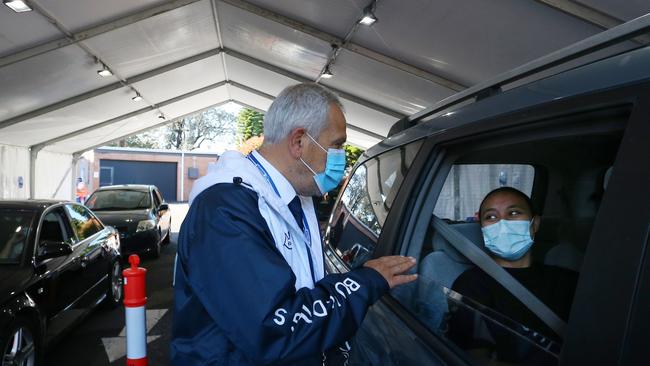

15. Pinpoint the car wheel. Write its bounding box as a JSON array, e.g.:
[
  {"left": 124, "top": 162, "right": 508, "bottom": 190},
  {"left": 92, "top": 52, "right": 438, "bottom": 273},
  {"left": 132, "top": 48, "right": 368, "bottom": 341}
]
[
  {"left": 103, "top": 260, "right": 123, "bottom": 309},
  {"left": 0, "top": 317, "right": 39, "bottom": 366},
  {"left": 151, "top": 235, "right": 161, "bottom": 259}
]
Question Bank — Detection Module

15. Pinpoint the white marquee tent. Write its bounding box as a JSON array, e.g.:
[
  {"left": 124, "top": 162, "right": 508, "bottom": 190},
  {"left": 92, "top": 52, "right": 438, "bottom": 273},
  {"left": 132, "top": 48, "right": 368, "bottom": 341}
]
[{"left": 0, "top": 0, "right": 649, "bottom": 200}]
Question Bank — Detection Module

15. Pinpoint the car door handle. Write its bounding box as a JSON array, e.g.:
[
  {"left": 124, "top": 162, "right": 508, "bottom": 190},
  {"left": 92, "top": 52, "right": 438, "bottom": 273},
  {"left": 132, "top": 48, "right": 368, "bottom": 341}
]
[
  {"left": 80, "top": 256, "right": 90, "bottom": 268},
  {"left": 74, "top": 256, "right": 90, "bottom": 268}
]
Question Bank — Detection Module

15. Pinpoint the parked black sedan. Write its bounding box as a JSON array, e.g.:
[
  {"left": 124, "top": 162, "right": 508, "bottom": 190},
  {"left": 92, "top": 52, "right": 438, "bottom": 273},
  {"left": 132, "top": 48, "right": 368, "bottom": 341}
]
[
  {"left": 0, "top": 200, "right": 122, "bottom": 365},
  {"left": 85, "top": 185, "right": 171, "bottom": 258}
]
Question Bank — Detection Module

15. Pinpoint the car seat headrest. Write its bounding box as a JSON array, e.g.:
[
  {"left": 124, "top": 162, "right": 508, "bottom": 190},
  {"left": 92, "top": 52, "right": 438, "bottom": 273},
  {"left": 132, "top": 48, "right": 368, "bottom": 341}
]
[{"left": 431, "top": 221, "right": 484, "bottom": 263}]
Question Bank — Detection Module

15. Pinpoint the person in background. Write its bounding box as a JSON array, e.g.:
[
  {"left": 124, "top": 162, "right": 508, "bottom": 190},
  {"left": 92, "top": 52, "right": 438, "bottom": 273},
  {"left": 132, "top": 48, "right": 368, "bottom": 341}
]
[{"left": 75, "top": 177, "right": 88, "bottom": 204}]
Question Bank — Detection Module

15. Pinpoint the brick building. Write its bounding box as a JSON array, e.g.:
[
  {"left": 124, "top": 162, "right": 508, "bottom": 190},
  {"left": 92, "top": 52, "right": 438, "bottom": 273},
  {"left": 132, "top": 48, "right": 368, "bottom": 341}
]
[{"left": 82, "top": 147, "right": 220, "bottom": 202}]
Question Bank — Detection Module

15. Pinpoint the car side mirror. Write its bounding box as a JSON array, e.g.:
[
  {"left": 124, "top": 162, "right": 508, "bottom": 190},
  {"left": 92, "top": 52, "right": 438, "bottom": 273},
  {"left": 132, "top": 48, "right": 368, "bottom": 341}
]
[
  {"left": 37, "top": 241, "right": 73, "bottom": 260},
  {"left": 158, "top": 203, "right": 169, "bottom": 211}
]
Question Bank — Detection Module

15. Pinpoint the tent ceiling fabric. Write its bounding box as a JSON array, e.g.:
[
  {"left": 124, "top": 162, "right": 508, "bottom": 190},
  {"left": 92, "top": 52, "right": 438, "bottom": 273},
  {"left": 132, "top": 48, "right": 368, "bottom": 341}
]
[{"left": 1, "top": 0, "right": 649, "bottom": 152}]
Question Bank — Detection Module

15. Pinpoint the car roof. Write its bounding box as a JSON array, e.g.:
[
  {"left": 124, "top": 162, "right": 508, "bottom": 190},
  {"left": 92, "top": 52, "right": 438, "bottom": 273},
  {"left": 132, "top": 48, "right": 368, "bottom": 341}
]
[
  {"left": 365, "top": 45, "right": 650, "bottom": 160},
  {"left": 94, "top": 184, "right": 153, "bottom": 192},
  {"left": 0, "top": 199, "right": 68, "bottom": 213}
]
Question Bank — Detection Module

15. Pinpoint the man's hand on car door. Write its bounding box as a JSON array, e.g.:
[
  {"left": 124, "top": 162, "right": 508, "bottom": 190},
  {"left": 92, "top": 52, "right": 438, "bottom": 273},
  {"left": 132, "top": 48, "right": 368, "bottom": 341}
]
[{"left": 364, "top": 256, "right": 418, "bottom": 288}]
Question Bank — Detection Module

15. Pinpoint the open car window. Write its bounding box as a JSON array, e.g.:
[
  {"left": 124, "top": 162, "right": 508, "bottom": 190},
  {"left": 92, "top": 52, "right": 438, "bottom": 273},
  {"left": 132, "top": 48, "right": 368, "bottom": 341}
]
[
  {"left": 325, "top": 140, "right": 424, "bottom": 269},
  {"left": 391, "top": 108, "right": 629, "bottom": 365}
]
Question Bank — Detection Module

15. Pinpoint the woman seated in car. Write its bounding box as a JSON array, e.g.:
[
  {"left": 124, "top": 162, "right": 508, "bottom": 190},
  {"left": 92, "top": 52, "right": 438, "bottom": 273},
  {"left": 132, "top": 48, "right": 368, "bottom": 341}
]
[{"left": 448, "top": 187, "right": 578, "bottom": 364}]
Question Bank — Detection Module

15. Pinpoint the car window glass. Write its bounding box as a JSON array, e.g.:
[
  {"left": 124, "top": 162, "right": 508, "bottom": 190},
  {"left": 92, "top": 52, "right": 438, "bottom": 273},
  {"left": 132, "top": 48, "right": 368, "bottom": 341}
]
[
  {"left": 154, "top": 189, "right": 164, "bottom": 205},
  {"left": 325, "top": 140, "right": 423, "bottom": 268},
  {"left": 64, "top": 205, "right": 101, "bottom": 241},
  {"left": 433, "top": 164, "right": 534, "bottom": 222},
  {"left": 86, "top": 190, "right": 151, "bottom": 210},
  {"left": 152, "top": 190, "right": 161, "bottom": 207},
  {"left": 88, "top": 211, "right": 104, "bottom": 231},
  {"left": 39, "top": 208, "right": 75, "bottom": 244},
  {"left": 0, "top": 209, "right": 33, "bottom": 263},
  {"left": 393, "top": 111, "right": 628, "bottom": 365}
]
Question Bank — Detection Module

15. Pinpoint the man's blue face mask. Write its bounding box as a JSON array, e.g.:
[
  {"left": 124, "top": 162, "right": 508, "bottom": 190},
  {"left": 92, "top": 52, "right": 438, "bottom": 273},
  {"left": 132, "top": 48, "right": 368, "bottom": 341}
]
[
  {"left": 481, "top": 219, "right": 534, "bottom": 261},
  {"left": 300, "top": 133, "right": 346, "bottom": 195}
]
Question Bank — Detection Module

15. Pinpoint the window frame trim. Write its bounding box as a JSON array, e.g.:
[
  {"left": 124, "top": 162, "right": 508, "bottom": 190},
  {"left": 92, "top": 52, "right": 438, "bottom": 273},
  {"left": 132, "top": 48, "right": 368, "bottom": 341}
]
[
  {"left": 63, "top": 203, "right": 103, "bottom": 244},
  {"left": 325, "top": 138, "right": 427, "bottom": 268},
  {"left": 33, "top": 203, "right": 76, "bottom": 262}
]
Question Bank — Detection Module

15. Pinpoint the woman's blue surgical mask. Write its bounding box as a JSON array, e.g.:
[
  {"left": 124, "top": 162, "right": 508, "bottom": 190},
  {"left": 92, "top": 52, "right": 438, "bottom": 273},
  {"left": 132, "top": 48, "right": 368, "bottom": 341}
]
[
  {"left": 301, "top": 133, "right": 346, "bottom": 195},
  {"left": 481, "top": 219, "right": 534, "bottom": 261}
]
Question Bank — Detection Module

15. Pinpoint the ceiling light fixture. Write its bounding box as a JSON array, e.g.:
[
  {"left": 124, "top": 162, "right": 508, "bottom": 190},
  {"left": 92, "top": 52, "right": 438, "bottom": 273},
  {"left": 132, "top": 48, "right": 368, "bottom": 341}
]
[
  {"left": 132, "top": 93, "right": 143, "bottom": 102},
  {"left": 97, "top": 64, "right": 112, "bottom": 77},
  {"left": 321, "top": 65, "right": 334, "bottom": 79},
  {"left": 3, "top": 0, "right": 32, "bottom": 13},
  {"left": 359, "top": 3, "right": 378, "bottom": 25}
]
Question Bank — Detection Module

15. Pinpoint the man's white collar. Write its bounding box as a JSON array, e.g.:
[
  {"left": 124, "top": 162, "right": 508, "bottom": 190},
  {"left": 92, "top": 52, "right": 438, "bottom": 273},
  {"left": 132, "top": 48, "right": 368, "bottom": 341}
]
[{"left": 251, "top": 150, "right": 297, "bottom": 205}]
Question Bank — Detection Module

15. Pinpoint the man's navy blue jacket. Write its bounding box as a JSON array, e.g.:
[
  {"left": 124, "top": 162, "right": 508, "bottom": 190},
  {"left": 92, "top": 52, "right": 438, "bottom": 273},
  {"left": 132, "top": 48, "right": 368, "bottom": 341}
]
[{"left": 171, "top": 182, "right": 389, "bottom": 365}]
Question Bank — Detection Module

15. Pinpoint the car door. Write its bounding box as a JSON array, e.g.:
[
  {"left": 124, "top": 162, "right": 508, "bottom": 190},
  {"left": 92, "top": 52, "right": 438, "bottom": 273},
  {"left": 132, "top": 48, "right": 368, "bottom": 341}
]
[
  {"left": 559, "top": 92, "right": 650, "bottom": 365},
  {"left": 325, "top": 88, "right": 644, "bottom": 365},
  {"left": 32, "top": 206, "right": 85, "bottom": 342},
  {"left": 63, "top": 204, "right": 111, "bottom": 306},
  {"left": 323, "top": 139, "right": 455, "bottom": 365},
  {"left": 153, "top": 187, "right": 170, "bottom": 235},
  {"left": 391, "top": 96, "right": 641, "bottom": 366}
]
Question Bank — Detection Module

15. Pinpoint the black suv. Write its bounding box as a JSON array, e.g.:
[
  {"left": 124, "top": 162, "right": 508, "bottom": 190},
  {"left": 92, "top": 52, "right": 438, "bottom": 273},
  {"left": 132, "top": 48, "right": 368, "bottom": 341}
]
[{"left": 323, "top": 19, "right": 650, "bottom": 365}]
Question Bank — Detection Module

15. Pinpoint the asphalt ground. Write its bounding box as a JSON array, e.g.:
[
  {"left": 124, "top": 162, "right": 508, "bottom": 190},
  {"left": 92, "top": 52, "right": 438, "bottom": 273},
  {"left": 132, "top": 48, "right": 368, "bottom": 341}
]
[{"left": 45, "top": 204, "right": 188, "bottom": 366}]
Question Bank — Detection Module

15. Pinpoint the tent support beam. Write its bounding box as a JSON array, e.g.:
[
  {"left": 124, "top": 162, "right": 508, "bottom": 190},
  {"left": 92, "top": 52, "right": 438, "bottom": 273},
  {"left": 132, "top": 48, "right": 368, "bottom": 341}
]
[
  {"left": 72, "top": 100, "right": 233, "bottom": 156},
  {"left": 227, "top": 81, "right": 275, "bottom": 100},
  {"left": 220, "top": 0, "right": 465, "bottom": 91},
  {"left": 39, "top": 80, "right": 386, "bottom": 154},
  {"left": 0, "top": 48, "right": 223, "bottom": 131},
  {"left": 225, "top": 83, "right": 386, "bottom": 140},
  {"left": 30, "top": 80, "right": 229, "bottom": 151},
  {"left": 0, "top": 0, "right": 465, "bottom": 91},
  {"left": 29, "top": 148, "right": 37, "bottom": 199},
  {"left": 535, "top": 0, "right": 622, "bottom": 29},
  {"left": 224, "top": 49, "right": 405, "bottom": 118},
  {"left": 0, "top": 0, "right": 202, "bottom": 68},
  {"left": 2, "top": 47, "right": 403, "bottom": 132},
  {"left": 50, "top": 155, "right": 80, "bottom": 199},
  {"left": 231, "top": 100, "right": 266, "bottom": 115},
  {"left": 535, "top": 0, "right": 649, "bottom": 44}
]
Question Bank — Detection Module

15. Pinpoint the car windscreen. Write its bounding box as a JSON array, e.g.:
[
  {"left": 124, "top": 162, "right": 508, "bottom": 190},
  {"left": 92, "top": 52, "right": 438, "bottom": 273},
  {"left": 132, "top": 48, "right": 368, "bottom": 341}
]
[
  {"left": 86, "top": 190, "right": 151, "bottom": 210},
  {"left": 0, "top": 209, "right": 34, "bottom": 264}
]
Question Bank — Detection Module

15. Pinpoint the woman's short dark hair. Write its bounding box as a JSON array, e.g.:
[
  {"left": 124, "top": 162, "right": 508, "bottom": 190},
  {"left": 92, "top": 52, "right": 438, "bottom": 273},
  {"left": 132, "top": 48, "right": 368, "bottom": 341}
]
[{"left": 479, "top": 187, "right": 536, "bottom": 221}]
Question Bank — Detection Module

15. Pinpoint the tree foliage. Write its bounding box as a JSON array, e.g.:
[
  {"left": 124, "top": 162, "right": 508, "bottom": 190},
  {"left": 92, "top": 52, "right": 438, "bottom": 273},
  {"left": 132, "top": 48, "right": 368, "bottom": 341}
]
[
  {"left": 239, "top": 136, "right": 265, "bottom": 155},
  {"left": 110, "top": 107, "right": 237, "bottom": 150},
  {"left": 109, "top": 133, "right": 158, "bottom": 149},
  {"left": 237, "top": 108, "right": 265, "bottom": 144},
  {"left": 344, "top": 144, "right": 364, "bottom": 169},
  {"left": 165, "top": 108, "right": 237, "bottom": 150}
]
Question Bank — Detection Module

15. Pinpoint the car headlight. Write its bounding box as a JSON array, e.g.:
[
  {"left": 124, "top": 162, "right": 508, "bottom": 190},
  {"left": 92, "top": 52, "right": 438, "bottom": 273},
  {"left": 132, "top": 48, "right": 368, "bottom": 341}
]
[{"left": 136, "top": 219, "right": 156, "bottom": 232}]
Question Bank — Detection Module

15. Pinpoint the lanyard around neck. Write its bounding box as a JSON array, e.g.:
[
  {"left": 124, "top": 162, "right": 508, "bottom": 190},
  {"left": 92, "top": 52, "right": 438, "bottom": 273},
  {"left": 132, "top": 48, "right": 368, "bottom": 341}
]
[
  {"left": 247, "top": 153, "right": 316, "bottom": 282},
  {"left": 247, "top": 153, "right": 281, "bottom": 197}
]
